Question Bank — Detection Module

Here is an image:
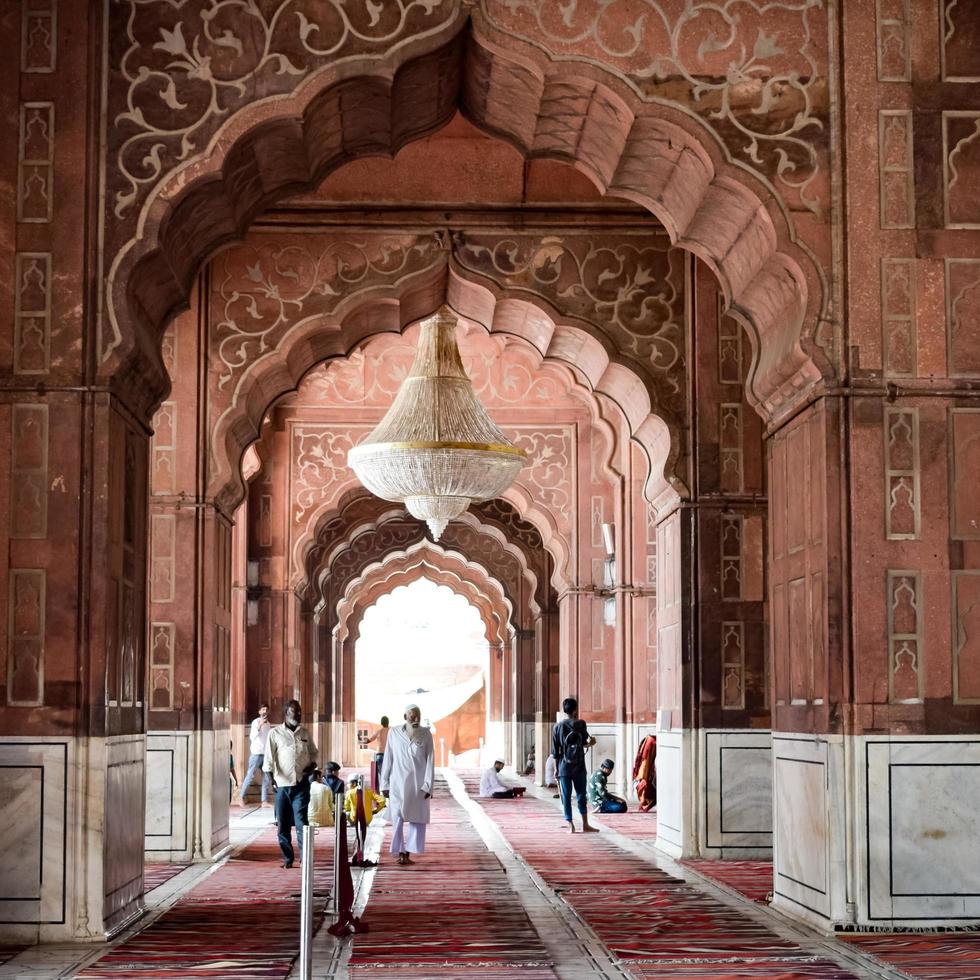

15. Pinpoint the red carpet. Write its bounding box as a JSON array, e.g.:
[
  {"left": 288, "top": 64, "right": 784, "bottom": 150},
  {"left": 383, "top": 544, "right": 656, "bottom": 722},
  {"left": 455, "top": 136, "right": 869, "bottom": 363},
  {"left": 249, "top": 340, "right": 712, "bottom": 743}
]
[
  {"left": 78, "top": 827, "right": 333, "bottom": 979},
  {"left": 683, "top": 859, "right": 774, "bottom": 903},
  {"left": 841, "top": 934, "right": 980, "bottom": 979},
  {"left": 143, "top": 863, "right": 190, "bottom": 893},
  {"left": 349, "top": 777, "right": 557, "bottom": 977},
  {"left": 464, "top": 776, "right": 860, "bottom": 980}
]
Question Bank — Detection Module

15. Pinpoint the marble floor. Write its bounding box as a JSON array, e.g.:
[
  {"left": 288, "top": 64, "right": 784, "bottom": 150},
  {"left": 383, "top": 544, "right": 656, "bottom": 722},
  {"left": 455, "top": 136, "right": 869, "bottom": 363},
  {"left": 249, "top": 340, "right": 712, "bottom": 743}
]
[{"left": 0, "top": 774, "right": 969, "bottom": 980}]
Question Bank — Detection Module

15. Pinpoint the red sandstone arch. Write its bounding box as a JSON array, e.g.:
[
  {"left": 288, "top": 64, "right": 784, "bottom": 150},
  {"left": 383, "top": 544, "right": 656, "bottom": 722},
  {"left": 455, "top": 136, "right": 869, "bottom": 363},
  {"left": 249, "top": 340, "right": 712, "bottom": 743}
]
[
  {"left": 338, "top": 561, "right": 512, "bottom": 654},
  {"left": 209, "top": 268, "right": 675, "bottom": 519},
  {"left": 106, "top": 15, "right": 824, "bottom": 443},
  {"left": 311, "top": 504, "right": 542, "bottom": 623}
]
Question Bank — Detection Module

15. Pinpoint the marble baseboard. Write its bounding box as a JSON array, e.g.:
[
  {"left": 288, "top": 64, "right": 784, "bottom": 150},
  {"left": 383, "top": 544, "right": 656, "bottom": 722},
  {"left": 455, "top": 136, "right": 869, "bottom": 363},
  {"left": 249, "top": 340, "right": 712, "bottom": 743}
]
[
  {"left": 860, "top": 736, "right": 980, "bottom": 925},
  {"left": 701, "top": 729, "right": 772, "bottom": 858},
  {"left": 103, "top": 736, "right": 146, "bottom": 934}
]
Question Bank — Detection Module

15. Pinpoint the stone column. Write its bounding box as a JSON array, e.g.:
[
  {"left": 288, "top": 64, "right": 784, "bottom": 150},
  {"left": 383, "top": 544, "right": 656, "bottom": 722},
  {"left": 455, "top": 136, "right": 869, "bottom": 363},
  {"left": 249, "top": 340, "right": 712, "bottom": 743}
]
[{"left": 145, "top": 309, "right": 232, "bottom": 864}]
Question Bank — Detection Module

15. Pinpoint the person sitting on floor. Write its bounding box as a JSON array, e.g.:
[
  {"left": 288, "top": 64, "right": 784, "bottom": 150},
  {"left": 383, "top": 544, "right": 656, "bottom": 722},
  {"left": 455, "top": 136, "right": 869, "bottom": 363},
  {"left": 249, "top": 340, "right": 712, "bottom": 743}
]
[
  {"left": 588, "top": 758, "right": 628, "bottom": 814},
  {"left": 322, "top": 760, "right": 345, "bottom": 797},
  {"left": 544, "top": 752, "right": 560, "bottom": 797},
  {"left": 344, "top": 773, "right": 385, "bottom": 866},
  {"left": 480, "top": 757, "right": 526, "bottom": 799}
]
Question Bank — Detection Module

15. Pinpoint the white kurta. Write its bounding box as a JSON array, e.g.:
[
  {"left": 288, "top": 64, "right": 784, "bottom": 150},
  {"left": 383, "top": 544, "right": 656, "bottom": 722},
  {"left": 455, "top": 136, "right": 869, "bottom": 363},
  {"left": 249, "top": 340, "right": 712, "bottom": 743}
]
[
  {"left": 480, "top": 766, "right": 507, "bottom": 797},
  {"left": 379, "top": 724, "right": 434, "bottom": 823}
]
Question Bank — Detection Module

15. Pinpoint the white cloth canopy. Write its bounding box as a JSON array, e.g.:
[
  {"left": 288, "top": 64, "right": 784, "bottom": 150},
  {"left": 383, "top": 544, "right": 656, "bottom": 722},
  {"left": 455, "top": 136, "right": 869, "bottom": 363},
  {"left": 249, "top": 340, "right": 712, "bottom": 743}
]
[
  {"left": 379, "top": 723, "right": 435, "bottom": 823},
  {"left": 480, "top": 765, "right": 508, "bottom": 798}
]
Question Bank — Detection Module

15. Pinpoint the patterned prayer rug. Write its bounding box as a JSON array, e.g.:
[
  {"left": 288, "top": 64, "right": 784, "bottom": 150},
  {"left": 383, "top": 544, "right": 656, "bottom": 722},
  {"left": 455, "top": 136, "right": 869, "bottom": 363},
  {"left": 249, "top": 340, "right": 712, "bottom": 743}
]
[
  {"left": 841, "top": 934, "right": 980, "bottom": 979},
  {"left": 78, "top": 828, "right": 333, "bottom": 979},
  {"left": 348, "top": 778, "right": 559, "bottom": 978},
  {"left": 682, "top": 860, "right": 774, "bottom": 903},
  {"left": 465, "top": 779, "right": 861, "bottom": 980},
  {"left": 143, "top": 862, "right": 190, "bottom": 893}
]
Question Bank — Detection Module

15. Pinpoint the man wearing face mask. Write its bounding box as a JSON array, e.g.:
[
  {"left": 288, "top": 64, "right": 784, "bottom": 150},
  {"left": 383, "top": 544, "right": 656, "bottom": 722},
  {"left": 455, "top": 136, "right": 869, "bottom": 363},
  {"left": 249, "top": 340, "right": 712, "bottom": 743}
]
[
  {"left": 380, "top": 704, "right": 435, "bottom": 865},
  {"left": 263, "top": 699, "right": 319, "bottom": 868}
]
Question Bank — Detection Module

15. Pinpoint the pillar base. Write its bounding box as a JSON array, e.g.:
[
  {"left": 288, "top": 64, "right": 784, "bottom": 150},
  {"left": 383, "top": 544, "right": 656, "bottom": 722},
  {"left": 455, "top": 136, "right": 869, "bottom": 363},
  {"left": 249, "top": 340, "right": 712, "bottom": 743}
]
[
  {"left": 0, "top": 734, "right": 146, "bottom": 943},
  {"left": 772, "top": 733, "right": 980, "bottom": 930}
]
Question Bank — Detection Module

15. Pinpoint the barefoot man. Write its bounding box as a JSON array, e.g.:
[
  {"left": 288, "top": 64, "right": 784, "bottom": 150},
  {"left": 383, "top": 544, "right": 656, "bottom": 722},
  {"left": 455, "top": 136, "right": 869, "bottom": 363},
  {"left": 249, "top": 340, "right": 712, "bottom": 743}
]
[
  {"left": 380, "top": 704, "right": 435, "bottom": 865},
  {"left": 552, "top": 696, "right": 598, "bottom": 834}
]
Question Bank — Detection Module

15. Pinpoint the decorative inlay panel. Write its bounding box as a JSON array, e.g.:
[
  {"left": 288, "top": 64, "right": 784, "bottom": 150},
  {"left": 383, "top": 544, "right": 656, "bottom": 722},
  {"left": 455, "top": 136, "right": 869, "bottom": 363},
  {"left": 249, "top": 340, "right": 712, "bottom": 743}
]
[
  {"left": 953, "top": 571, "right": 980, "bottom": 703},
  {"left": 879, "top": 110, "right": 915, "bottom": 230},
  {"left": 887, "top": 571, "right": 922, "bottom": 703},
  {"left": 10, "top": 405, "right": 48, "bottom": 539},
  {"left": 151, "top": 402, "right": 176, "bottom": 496},
  {"left": 881, "top": 258, "right": 916, "bottom": 378},
  {"left": 876, "top": 0, "right": 911, "bottom": 82},
  {"left": 944, "top": 112, "right": 980, "bottom": 228},
  {"left": 942, "top": 0, "right": 980, "bottom": 82},
  {"left": 7, "top": 570, "right": 45, "bottom": 706},
  {"left": 150, "top": 514, "right": 175, "bottom": 603},
  {"left": 722, "top": 515, "right": 742, "bottom": 601},
  {"left": 884, "top": 408, "right": 920, "bottom": 540},
  {"left": 721, "top": 621, "right": 745, "bottom": 710},
  {"left": 718, "top": 305, "right": 742, "bottom": 385},
  {"left": 719, "top": 403, "right": 743, "bottom": 493},
  {"left": 149, "top": 623, "right": 174, "bottom": 711},
  {"left": 945, "top": 259, "right": 980, "bottom": 377},
  {"left": 950, "top": 409, "right": 980, "bottom": 540},
  {"left": 21, "top": 0, "right": 56, "bottom": 73},
  {"left": 14, "top": 252, "right": 51, "bottom": 375},
  {"left": 17, "top": 103, "right": 53, "bottom": 223}
]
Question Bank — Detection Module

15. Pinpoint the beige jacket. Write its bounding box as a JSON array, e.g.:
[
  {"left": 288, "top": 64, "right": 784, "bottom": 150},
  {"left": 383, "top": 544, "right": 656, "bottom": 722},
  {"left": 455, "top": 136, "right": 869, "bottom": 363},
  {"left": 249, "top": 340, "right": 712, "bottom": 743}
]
[{"left": 263, "top": 724, "right": 318, "bottom": 787}]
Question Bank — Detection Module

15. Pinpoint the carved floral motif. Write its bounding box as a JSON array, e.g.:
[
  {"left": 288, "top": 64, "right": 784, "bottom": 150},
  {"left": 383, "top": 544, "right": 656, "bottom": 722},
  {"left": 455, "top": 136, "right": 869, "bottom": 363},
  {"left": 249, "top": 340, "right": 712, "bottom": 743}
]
[{"left": 481, "top": 0, "right": 829, "bottom": 215}]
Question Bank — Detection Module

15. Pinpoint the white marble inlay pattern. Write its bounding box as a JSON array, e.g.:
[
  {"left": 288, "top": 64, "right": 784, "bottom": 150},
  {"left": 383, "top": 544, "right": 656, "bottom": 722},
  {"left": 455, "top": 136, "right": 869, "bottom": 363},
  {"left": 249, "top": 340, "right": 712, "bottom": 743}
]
[
  {"left": 702, "top": 730, "right": 773, "bottom": 856},
  {"left": 864, "top": 737, "right": 980, "bottom": 923},
  {"left": 0, "top": 740, "right": 68, "bottom": 926},
  {"left": 773, "top": 736, "right": 832, "bottom": 920}
]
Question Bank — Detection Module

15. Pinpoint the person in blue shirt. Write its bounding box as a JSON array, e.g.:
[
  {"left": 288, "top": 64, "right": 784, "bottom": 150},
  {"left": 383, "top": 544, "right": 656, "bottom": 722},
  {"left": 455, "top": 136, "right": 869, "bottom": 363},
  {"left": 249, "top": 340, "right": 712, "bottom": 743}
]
[{"left": 322, "top": 761, "right": 345, "bottom": 797}]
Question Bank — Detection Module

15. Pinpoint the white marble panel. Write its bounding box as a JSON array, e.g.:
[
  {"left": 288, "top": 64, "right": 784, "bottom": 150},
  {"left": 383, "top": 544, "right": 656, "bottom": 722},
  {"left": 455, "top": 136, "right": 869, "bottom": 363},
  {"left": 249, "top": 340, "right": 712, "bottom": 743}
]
[
  {"left": 144, "top": 733, "right": 189, "bottom": 856},
  {"left": 772, "top": 735, "right": 832, "bottom": 920},
  {"left": 104, "top": 735, "right": 145, "bottom": 933},
  {"left": 0, "top": 741, "right": 68, "bottom": 926},
  {"left": 655, "top": 729, "right": 694, "bottom": 857},
  {"left": 702, "top": 730, "right": 772, "bottom": 857},
  {"left": 863, "top": 737, "right": 980, "bottom": 923}
]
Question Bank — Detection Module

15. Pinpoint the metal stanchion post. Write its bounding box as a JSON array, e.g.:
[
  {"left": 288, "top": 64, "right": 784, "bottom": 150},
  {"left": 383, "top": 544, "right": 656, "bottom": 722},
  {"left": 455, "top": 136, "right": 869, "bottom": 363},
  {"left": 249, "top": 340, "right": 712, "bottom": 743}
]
[
  {"left": 333, "top": 789, "right": 342, "bottom": 913},
  {"left": 299, "top": 824, "right": 315, "bottom": 980}
]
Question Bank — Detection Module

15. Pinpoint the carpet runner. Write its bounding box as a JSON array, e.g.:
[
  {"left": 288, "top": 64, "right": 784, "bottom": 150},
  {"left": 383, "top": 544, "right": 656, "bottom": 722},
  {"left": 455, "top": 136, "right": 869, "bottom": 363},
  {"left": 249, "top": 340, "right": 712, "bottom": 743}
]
[
  {"left": 78, "top": 826, "right": 333, "bottom": 979},
  {"left": 143, "top": 863, "right": 190, "bottom": 893},
  {"left": 840, "top": 934, "right": 980, "bottom": 979},
  {"left": 682, "top": 859, "right": 774, "bottom": 904},
  {"left": 464, "top": 777, "right": 861, "bottom": 980},
  {"left": 349, "top": 777, "right": 558, "bottom": 978}
]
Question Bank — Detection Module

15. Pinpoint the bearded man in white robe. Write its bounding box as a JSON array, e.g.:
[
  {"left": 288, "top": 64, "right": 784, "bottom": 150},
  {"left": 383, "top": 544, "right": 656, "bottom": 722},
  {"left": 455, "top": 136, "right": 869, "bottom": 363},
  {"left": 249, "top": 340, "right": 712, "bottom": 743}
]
[{"left": 380, "top": 704, "right": 435, "bottom": 865}]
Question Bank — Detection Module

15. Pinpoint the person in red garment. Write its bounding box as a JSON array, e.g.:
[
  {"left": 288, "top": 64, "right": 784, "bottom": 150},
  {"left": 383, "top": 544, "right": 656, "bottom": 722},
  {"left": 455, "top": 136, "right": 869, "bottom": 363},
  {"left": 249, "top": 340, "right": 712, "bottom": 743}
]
[{"left": 632, "top": 733, "right": 657, "bottom": 812}]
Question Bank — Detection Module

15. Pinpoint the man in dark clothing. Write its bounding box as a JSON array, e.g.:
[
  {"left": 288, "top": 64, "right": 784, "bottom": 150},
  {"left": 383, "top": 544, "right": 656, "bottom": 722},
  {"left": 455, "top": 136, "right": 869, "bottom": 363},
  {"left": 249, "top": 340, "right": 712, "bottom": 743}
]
[
  {"left": 551, "top": 696, "right": 598, "bottom": 833},
  {"left": 323, "top": 761, "right": 345, "bottom": 797}
]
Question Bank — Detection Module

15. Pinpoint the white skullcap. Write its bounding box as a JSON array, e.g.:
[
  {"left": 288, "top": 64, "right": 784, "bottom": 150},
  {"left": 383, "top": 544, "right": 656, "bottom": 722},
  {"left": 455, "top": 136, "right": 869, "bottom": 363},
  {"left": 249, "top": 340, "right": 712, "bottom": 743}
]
[
  {"left": 494, "top": 756, "right": 506, "bottom": 764},
  {"left": 404, "top": 703, "right": 420, "bottom": 713}
]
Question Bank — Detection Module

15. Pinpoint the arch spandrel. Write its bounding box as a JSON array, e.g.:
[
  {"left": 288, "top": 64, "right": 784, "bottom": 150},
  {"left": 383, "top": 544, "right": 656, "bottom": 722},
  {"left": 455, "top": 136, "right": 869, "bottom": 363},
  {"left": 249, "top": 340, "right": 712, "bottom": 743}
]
[{"left": 102, "top": 5, "right": 831, "bottom": 428}]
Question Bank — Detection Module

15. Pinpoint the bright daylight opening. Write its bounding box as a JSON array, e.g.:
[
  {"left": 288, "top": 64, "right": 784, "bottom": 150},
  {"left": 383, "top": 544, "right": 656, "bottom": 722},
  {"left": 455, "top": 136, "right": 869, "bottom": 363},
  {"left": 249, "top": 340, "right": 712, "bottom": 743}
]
[{"left": 354, "top": 578, "right": 489, "bottom": 769}]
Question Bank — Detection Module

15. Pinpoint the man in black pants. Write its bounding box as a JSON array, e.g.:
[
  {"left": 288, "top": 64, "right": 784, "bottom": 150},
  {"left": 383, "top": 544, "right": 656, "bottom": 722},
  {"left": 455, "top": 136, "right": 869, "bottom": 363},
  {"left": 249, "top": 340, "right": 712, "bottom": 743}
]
[{"left": 552, "top": 696, "right": 598, "bottom": 833}]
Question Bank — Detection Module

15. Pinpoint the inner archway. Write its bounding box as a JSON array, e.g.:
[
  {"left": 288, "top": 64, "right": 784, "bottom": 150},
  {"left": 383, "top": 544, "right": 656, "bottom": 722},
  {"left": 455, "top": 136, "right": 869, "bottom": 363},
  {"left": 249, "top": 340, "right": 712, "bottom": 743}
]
[{"left": 354, "top": 579, "right": 490, "bottom": 768}]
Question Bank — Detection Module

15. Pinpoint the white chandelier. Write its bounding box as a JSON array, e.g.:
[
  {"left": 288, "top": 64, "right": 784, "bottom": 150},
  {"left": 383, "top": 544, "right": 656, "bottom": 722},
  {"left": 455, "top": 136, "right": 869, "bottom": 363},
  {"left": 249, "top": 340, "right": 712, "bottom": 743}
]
[{"left": 347, "top": 306, "right": 526, "bottom": 540}]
